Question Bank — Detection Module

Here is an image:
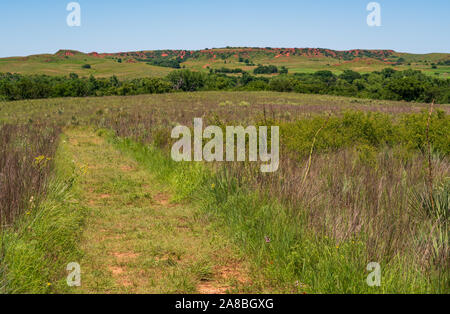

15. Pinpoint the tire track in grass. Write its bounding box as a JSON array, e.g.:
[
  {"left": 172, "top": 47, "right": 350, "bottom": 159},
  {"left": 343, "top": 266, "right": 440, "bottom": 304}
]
[{"left": 65, "top": 128, "right": 253, "bottom": 294}]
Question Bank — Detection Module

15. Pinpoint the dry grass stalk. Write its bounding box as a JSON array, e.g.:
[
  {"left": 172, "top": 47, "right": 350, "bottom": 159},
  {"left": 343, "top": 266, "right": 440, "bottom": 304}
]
[
  {"left": 426, "top": 100, "right": 435, "bottom": 212},
  {"left": 301, "top": 113, "right": 331, "bottom": 187}
]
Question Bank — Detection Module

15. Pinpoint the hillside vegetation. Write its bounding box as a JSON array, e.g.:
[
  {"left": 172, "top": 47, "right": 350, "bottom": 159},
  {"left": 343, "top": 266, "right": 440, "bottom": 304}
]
[{"left": 0, "top": 48, "right": 449, "bottom": 79}]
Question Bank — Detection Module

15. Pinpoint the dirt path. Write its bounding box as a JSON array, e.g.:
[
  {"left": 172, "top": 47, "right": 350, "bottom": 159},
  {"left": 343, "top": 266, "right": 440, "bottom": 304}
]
[{"left": 65, "top": 129, "right": 252, "bottom": 294}]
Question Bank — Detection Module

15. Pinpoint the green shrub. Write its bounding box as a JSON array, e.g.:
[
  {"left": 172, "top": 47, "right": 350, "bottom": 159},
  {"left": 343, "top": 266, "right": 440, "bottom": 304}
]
[{"left": 281, "top": 111, "right": 449, "bottom": 158}]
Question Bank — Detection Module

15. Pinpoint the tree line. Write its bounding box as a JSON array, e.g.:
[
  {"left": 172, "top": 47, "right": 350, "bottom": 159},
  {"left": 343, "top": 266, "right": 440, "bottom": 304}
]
[{"left": 0, "top": 68, "right": 449, "bottom": 103}]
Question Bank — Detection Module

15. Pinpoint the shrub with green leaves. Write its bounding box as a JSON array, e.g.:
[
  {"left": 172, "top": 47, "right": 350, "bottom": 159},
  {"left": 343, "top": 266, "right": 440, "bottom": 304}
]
[{"left": 281, "top": 110, "right": 450, "bottom": 158}]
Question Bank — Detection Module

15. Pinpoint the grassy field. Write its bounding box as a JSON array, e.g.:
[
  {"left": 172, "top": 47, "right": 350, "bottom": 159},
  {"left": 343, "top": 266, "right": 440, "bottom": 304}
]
[
  {"left": 0, "top": 91, "right": 448, "bottom": 294},
  {"left": 1, "top": 48, "right": 449, "bottom": 79},
  {"left": 1, "top": 91, "right": 446, "bottom": 125},
  {"left": 0, "top": 53, "right": 172, "bottom": 79},
  {"left": 186, "top": 53, "right": 450, "bottom": 77}
]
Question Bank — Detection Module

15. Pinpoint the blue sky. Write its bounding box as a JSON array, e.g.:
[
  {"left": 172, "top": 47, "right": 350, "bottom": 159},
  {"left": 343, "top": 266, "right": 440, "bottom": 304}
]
[{"left": 0, "top": 0, "right": 449, "bottom": 57}]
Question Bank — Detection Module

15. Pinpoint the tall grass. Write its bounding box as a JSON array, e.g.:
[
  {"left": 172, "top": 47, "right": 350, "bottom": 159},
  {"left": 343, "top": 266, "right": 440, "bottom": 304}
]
[
  {"left": 0, "top": 91, "right": 448, "bottom": 293},
  {"left": 0, "top": 132, "right": 86, "bottom": 293},
  {"left": 104, "top": 108, "right": 449, "bottom": 293},
  {"left": 0, "top": 124, "right": 61, "bottom": 227}
]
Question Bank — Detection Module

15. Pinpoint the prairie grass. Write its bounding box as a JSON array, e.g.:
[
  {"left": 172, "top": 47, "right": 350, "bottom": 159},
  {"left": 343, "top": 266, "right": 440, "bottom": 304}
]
[
  {"left": 0, "top": 134, "right": 86, "bottom": 293},
  {"left": 0, "top": 91, "right": 448, "bottom": 294},
  {"left": 0, "top": 124, "right": 61, "bottom": 227},
  {"left": 1, "top": 92, "right": 445, "bottom": 126},
  {"left": 110, "top": 134, "right": 449, "bottom": 293},
  {"left": 110, "top": 135, "right": 448, "bottom": 293},
  {"left": 103, "top": 103, "right": 449, "bottom": 293}
]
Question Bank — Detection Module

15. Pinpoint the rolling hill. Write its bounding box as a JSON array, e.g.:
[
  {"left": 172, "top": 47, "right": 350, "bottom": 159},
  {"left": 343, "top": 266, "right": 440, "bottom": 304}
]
[{"left": 0, "top": 47, "right": 449, "bottom": 79}]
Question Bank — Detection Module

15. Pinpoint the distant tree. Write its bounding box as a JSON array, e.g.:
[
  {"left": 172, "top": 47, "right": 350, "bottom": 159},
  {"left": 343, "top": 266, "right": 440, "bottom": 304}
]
[
  {"left": 396, "top": 57, "right": 405, "bottom": 65},
  {"left": 146, "top": 57, "right": 181, "bottom": 69},
  {"left": 381, "top": 68, "right": 396, "bottom": 78},
  {"left": 110, "top": 75, "right": 119, "bottom": 87},
  {"left": 340, "top": 70, "right": 361, "bottom": 83},
  {"left": 254, "top": 65, "right": 278, "bottom": 74},
  {"left": 386, "top": 76, "right": 426, "bottom": 101},
  {"left": 167, "top": 70, "right": 206, "bottom": 91},
  {"left": 313, "top": 70, "right": 336, "bottom": 85}
]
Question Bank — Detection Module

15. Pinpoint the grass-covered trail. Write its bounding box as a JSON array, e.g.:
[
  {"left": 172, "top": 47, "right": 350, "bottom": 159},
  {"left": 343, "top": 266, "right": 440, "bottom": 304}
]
[{"left": 64, "top": 128, "right": 252, "bottom": 294}]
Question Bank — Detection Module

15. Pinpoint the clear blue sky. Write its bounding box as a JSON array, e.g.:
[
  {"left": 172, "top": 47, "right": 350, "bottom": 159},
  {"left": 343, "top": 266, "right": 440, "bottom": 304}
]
[{"left": 0, "top": 0, "right": 449, "bottom": 57}]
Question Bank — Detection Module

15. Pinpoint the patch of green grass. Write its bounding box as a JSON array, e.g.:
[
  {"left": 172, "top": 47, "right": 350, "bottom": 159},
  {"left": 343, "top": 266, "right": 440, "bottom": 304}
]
[{"left": 61, "top": 128, "right": 253, "bottom": 294}]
